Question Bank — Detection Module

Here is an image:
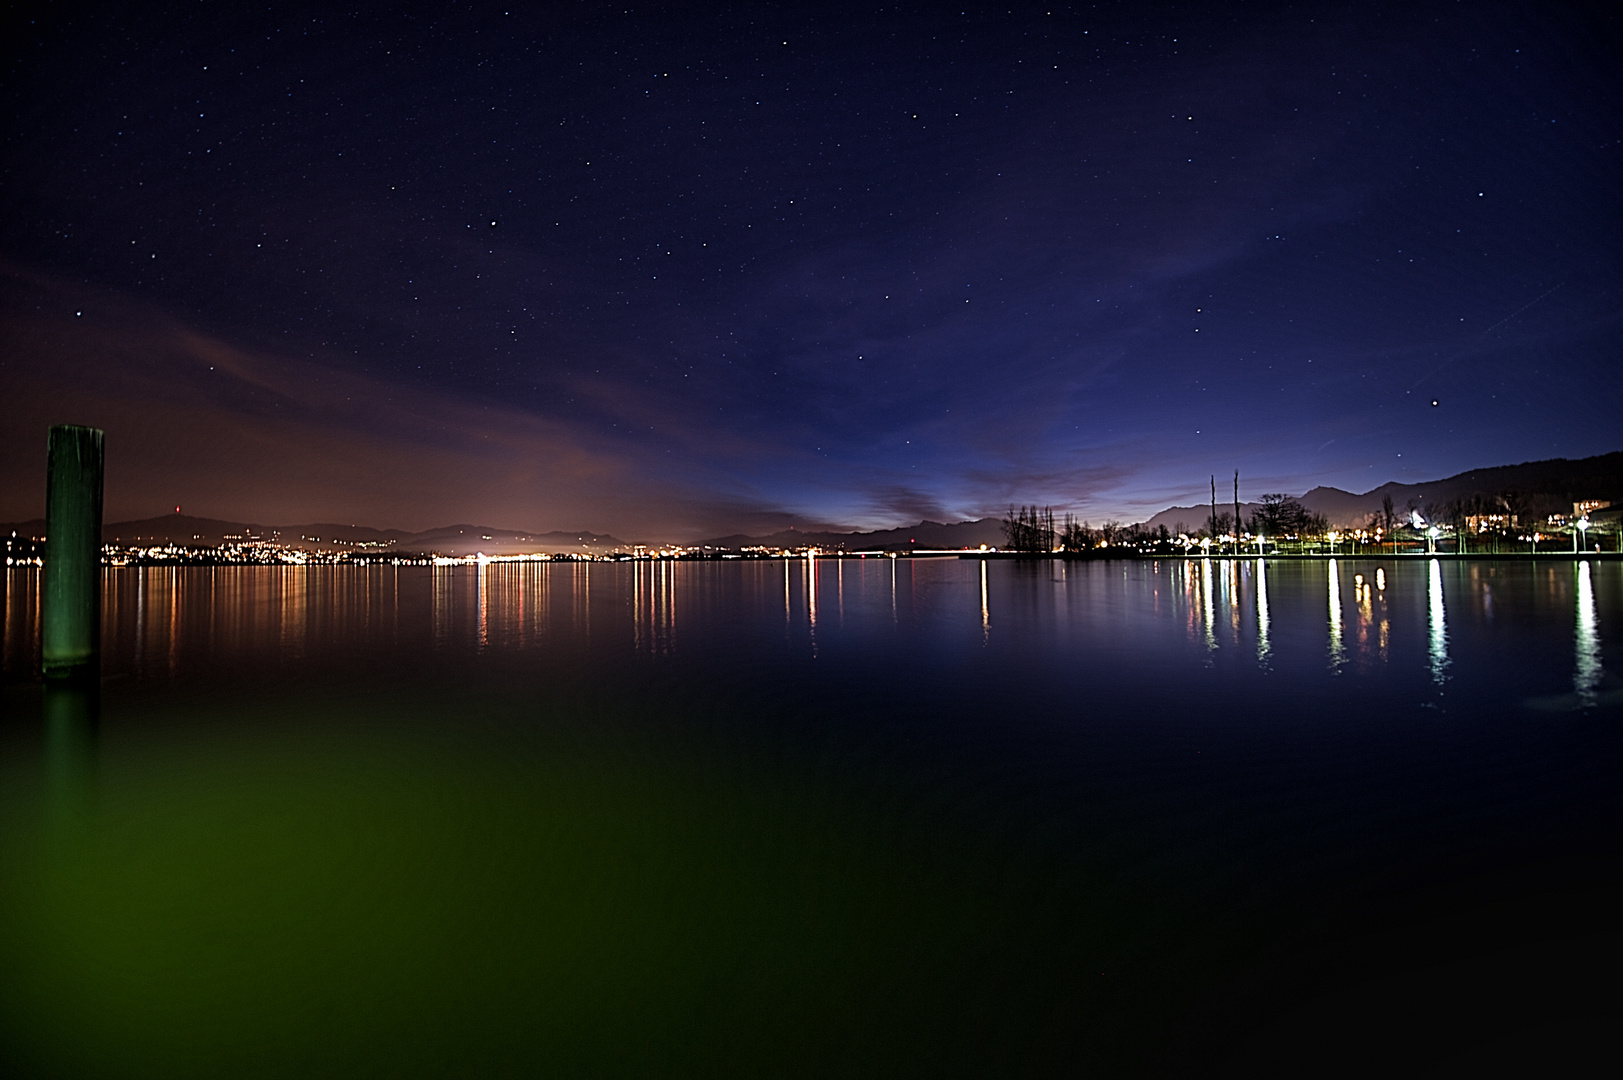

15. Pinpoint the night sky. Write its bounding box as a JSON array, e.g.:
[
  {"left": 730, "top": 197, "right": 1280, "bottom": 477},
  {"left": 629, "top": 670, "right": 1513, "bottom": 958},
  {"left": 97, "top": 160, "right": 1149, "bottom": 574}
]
[{"left": 2, "top": 1, "right": 1618, "bottom": 541}]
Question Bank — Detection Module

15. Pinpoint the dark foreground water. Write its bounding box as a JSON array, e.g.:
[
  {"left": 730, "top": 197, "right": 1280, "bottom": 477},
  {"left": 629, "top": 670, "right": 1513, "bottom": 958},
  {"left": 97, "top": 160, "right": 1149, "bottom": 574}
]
[{"left": 1, "top": 557, "right": 1619, "bottom": 1078}]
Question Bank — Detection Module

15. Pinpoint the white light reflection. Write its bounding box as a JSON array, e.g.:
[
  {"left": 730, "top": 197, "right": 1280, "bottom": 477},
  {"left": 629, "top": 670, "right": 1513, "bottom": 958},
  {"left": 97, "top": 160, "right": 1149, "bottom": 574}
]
[
  {"left": 1575, "top": 561, "right": 1600, "bottom": 708},
  {"left": 630, "top": 560, "right": 674, "bottom": 655},
  {"left": 432, "top": 564, "right": 451, "bottom": 647},
  {"left": 633, "top": 561, "right": 643, "bottom": 651},
  {"left": 1255, "top": 557, "right": 1271, "bottom": 666},
  {"left": 980, "top": 558, "right": 989, "bottom": 642},
  {"left": 476, "top": 560, "right": 488, "bottom": 649},
  {"left": 805, "top": 551, "right": 818, "bottom": 654},
  {"left": 1200, "top": 558, "right": 1216, "bottom": 653},
  {"left": 837, "top": 557, "right": 844, "bottom": 624},
  {"left": 573, "top": 561, "right": 591, "bottom": 636},
  {"left": 1229, "top": 559, "right": 1241, "bottom": 642},
  {"left": 1427, "top": 558, "right": 1448, "bottom": 686},
  {"left": 1327, "top": 559, "right": 1344, "bottom": 672}
]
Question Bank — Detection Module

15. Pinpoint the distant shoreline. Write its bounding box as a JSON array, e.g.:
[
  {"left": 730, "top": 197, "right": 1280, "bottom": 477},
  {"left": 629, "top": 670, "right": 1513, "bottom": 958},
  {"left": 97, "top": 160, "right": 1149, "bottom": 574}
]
[{"left": 957, "top": 550, "right": 1621, "bottom": 561}]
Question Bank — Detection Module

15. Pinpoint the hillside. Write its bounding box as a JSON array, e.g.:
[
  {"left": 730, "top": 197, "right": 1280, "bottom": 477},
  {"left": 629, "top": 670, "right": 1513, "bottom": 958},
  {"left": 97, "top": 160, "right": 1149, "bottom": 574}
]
[
  {"left": 1, "top": 514, "right": 626, "bottom": 556},
  {"left": 1141, "top": 452, "right": 1623, "bottom": 533},
  {"left": 700, "top": 518, "right": 1006, "bottom": 552}
]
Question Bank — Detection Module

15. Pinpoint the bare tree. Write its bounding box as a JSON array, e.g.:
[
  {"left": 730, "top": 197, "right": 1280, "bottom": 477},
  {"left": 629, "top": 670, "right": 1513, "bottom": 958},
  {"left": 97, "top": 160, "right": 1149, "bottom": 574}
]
[{"left": 1002, "top": 505, "right": 1056, "bottom": 552}]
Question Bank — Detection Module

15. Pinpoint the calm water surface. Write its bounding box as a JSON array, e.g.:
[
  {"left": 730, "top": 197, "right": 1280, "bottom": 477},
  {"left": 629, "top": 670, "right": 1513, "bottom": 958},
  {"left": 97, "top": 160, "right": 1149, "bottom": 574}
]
[{"left": 2, "top": 557, "right": 1620, "bottom": 1077}]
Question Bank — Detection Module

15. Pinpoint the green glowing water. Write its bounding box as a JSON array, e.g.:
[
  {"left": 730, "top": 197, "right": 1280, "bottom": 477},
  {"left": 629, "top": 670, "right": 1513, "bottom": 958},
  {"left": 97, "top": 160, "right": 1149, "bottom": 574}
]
[{"left": 1, "top": 559, "right": 1618, "bottom": 1076}]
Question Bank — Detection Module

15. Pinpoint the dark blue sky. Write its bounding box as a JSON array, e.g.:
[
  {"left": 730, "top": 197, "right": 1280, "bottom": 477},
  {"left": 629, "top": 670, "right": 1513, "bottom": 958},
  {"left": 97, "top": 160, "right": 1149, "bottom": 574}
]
[{"left": 2, "top": 1, "right": 1618, "bottom": 539}]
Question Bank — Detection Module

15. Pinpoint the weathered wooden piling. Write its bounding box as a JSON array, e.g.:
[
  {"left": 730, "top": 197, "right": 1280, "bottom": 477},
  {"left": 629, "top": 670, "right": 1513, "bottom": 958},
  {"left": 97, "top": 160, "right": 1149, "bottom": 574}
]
[{"left": 42, "top": 425, "right": 104, "bottom": 678}]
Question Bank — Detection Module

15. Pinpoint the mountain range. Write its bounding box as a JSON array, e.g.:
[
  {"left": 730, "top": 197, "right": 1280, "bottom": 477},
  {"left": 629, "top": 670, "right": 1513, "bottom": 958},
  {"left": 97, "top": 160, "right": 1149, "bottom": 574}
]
[
  {"left": 5, "top": 452, "right": 1618, "bottom": 554},
  {"left": 1, "top": 515, "right": 626, "bottom": 557},
  {"left": 696, "top": 518, "right": 1007, "bottom": 552},
  {"left": 1139, "top": 452, "right": 1623, "bottom": 534}
]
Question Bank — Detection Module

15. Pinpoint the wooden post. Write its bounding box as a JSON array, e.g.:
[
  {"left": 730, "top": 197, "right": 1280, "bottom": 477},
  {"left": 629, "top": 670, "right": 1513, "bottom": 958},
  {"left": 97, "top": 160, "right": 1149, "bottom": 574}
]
[{"left": 42, "top": 425, "right": 104, "bottom": 679}]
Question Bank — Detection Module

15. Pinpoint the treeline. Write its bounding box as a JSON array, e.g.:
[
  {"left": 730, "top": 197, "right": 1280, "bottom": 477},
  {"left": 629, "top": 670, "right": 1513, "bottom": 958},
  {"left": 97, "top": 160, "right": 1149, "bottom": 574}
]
[
  {"left": 1245, "top": 494, "right": 1329, "bottom": 538},
  {"left": 1002, "top": 506, "right": 1175, "bottom": 553},
  {"left": 1002, "top": 506, "right": 1055, "bottom": 551}
]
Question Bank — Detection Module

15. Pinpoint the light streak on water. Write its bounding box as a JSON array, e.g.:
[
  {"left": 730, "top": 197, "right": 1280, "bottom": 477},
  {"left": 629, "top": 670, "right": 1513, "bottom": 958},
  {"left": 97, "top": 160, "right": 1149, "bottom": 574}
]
[
  {"left": 432, "top": 563, "right": 451, "bottom": 646},
  {"left": 1428, "top": 559, "right": 1449, "bottom": 686},
  {"left": 806, "top": 552, "right": 818, "bottom": 655},
  {"left": 1229, "top": 559, "right": 1241, "bottom": 642},
  {"left": 1200, "top": 558, "right": 1216, "bottom": 654},
  {"left": 1255, "top": 558, "right": 1271, "bottom": 667},
  {"left": 476, "top": 561, "right": 488, "bottom": 650},
  {"left": 1327, "top": 559, "right": 1345, "bottom": 672},
  {"left": 1575, "top": 560, "right": 1601, "bottom": 707},
  {"left": 980, "top": 558, "right": 989, "bottom": 643}
]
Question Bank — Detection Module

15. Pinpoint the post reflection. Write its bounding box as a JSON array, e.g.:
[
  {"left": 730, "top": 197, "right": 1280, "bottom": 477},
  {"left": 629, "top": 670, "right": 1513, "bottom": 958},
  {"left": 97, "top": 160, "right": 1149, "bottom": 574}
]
[
  {"left": 44, "top": 676, "right": 98, "bottom": 835},
  {"left": 1327, "top": 559, "right": 1344, "bottom": 671},
  {"left": 1428, "top": 559, "right": 1449, "bottom": 686},
  {"left": 1574, "top": 560, "right": 1600, "bottom": 708},
  {"left": 1255, "top": 558, "right": 1271, "bottom": 666}
]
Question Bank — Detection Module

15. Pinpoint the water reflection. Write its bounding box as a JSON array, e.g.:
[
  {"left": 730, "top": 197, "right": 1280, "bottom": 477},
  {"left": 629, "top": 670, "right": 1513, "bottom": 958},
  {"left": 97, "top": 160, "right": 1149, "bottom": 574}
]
[
  {"left": 1, "top": 560, "right": 1616, "bottom": 697},
  {"left": 980, "top": 559, "right": 990, "bottom": 643},
  {"left": 1575, "top": 560, "right": 1601, "bottom": 707},
  {"left": 633, "top": 560, "right": 676, "bottom": 656},
  {"left": 1428, "top": 559, "right": 1449, "bottom": 686},
  {"left": 1254, "top": 558, "right": 1271, "bottom": 667},
  {"left": 476, "top": 561, "right": 489, "bottom": 650},
  {"left": 805, "top": 553, "right": 818, "bottom": 655},
  {"left": 3, "top": 560, "right": 1621, "bottom": 1079},
  {"left": 4, "top": 568, "right": 40, "bottom": 673},
  {"left": 433, "top": 564, "right": 452, "bottom": 646},
  {"left": 890, "top": 557, "right": 898, "bottom": 625},
  {"left": 574, "top": 562, "right": 591, "bottom": 636},
  {"left": 43, "top": 677, "right": 98, "bottom": 834},
  {"left": 1327, "top": 559, "right": 1344, "bottom": 672},
  {"left": 1200, "top": 558, "right": 1217, "bottom": 654},
  {"left": 837, "top": 559, "right": 845, "bottom": 624},
  {"left": 1228, "top": 559, "right": 1242, "bottom": 643},
  {"left": 1375, "top": 568, "right": 1389, "bottom": 661}
]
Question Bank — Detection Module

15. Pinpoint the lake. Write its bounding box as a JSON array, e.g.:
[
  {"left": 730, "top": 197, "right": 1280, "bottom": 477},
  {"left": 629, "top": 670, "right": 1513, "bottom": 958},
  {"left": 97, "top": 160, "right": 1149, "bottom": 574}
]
[{"left": 2, "top": 557, "right": 1619, "bottom": 1077}]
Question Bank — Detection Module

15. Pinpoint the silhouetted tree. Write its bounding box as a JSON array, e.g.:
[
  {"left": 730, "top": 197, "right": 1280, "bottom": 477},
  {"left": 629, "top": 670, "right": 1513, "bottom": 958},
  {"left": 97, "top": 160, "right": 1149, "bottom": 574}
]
[
  {"left": 1060, "top": 513, "right": 1095, "bottom": 551},
  {"left": 1248, "top": 495, "right": 1327, "bottom": 539},
  {"left": 1002, "top": 505, "right": 1056, "bottom": 552}
]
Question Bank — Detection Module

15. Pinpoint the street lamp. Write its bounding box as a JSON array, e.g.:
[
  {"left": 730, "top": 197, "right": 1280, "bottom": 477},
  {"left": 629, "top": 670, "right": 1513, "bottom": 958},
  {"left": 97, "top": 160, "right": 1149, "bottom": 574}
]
[
  {"left": 1426, "top": 525, "right": 1440, "bottom": 555},
  {"left": 1576, "top": 517, "right": 1589, "bottom": 554}
]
